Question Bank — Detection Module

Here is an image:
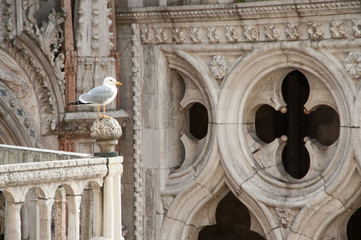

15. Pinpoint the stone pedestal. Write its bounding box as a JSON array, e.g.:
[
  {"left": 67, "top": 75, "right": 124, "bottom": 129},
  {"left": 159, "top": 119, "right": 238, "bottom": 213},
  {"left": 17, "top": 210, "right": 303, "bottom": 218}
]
[{"left": 91, "top": 118, "right": 122, "bottom": 157}]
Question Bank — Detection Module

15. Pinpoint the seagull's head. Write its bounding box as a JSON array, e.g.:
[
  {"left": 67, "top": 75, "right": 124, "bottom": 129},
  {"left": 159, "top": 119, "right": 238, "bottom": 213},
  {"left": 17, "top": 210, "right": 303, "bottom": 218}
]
[{"left": 103, "top": 77, "right": 122, "bottom": 87}]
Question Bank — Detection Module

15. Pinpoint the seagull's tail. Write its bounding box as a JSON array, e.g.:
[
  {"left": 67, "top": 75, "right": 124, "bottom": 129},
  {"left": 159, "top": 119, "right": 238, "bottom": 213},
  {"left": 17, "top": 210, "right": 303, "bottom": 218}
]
[{"left": 68, "top": 100, "right": 90, "bottom": 105}]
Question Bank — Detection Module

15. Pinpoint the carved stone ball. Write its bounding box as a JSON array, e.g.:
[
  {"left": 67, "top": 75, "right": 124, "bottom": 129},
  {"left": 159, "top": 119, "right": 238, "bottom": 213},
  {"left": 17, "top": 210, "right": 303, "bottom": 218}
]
[
  {"left": 91, "top": 118, "right": 122, "bottom": 154},
  {"left": 91, "top": 118, "right": 122, "bottom": 141}
]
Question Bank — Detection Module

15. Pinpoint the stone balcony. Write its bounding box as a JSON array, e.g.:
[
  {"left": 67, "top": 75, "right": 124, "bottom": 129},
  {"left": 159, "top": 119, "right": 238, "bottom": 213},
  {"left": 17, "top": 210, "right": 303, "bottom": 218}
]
[{"left": 0, "top": 144, "right": 124, "bottom": 240}]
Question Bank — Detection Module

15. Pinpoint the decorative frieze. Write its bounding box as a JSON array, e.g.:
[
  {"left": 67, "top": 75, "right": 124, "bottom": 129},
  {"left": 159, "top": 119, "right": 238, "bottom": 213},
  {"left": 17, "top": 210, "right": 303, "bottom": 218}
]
[{"left": 138, "top": 18, "right": 360, "bottom": 45}]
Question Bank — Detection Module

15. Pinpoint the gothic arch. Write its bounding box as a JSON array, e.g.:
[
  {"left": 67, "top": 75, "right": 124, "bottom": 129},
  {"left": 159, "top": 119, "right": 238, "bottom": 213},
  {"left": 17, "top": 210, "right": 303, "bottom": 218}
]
[
  {"left": 217, "top": 45, "right": 356, "bottom": 238},
  {"left": 1, "top": 0, "right": 66, "bottom": 145},
  {"left": 0, "top": 81, "right": 40, "bottom": 147}
]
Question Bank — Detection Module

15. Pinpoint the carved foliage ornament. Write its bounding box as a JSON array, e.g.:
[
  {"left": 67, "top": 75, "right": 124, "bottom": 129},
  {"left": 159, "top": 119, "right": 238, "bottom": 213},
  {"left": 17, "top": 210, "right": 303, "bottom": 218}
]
[
  {"left": 24, "top": 6, "right": 66, "bottom": 96},
  {"left": 307, "top": 22, "right": 324, "bottom": 40},
  {"left": 264, "top": 24, "right": 280, "bottom": 41},
  {"left": 344, "top": 52, "right": 361, "bottom": 79},
  {"left": 139, "top": 18, "right": 360, "bottom": 45},
  {"left": 330, "top": 21, "right": 347, "bottom": 39}
]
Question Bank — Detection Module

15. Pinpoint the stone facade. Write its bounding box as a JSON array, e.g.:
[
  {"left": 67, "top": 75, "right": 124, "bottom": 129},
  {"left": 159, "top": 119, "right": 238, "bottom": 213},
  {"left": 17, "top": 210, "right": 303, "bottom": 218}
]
[
  {"left": 1, "top": 0, "right": 361, "bottom": 239},
  {"left": 116, "top": 1, "right": 361, "bottom": 240}
]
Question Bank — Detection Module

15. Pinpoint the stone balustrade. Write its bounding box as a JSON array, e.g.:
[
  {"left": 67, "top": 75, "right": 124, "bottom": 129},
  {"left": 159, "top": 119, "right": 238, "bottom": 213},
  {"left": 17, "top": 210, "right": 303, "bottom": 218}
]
[{"left": 0, "top": 145, "right": 123, "bottom": 240}]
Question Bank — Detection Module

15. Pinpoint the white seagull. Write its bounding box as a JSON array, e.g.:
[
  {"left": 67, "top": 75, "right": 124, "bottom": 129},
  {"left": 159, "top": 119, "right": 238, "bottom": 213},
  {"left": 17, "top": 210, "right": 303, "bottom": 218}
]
[{"left": 68, "top": 76, "right": 122, "bottom": 119}]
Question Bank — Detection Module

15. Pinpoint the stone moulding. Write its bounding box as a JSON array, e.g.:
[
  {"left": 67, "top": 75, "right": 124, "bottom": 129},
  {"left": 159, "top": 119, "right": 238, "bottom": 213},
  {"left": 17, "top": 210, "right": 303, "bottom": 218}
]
[
  {"left": 116, "top": 1, "right": 360, "bottom": 23},
  {"left": 133, "top": 17, "right": 360, "bottom": 45},
  {"left": 0, "top": 158, "right": 108, "bottom": 188}
]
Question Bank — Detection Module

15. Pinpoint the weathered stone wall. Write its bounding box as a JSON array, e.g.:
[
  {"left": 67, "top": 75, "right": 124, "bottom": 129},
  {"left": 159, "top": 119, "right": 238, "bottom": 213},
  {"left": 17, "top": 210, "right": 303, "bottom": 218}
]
[{"left": 116, "top": 1, "right": 361, "bottom": 239}]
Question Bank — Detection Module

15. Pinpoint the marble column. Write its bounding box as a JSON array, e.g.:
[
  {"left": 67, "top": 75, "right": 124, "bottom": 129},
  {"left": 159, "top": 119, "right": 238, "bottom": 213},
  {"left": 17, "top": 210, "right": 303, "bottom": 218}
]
[
  {"left": 38, "top": 198, "right": 54, "bottom": 240},
  {"left": 5, "top": 201, "right": 22, "bottom": 240},
  {"left": 67, "top": 195, "right": 82, "bottom": 239}
]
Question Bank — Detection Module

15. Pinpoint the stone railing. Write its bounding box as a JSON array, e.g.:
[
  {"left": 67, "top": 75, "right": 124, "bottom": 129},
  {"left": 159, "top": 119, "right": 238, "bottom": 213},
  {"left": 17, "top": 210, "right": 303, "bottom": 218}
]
[{"left": 0, "top": 145, "right": 123, "bottom": 240}]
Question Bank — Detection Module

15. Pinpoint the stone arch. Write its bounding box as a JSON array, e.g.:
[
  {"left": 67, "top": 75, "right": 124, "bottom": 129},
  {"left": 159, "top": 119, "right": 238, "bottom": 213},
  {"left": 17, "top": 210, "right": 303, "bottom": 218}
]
[
  {"left": 160, "top": 160, "right": 272, "bottom": 240},
  {"left": 1, "top": 0, "right": 66, "bottom": 145},
  {"left": 217, "top": 45, "right": 355, "bottom": 238},
  {"left": 161, "top": 50, "right": 219, "bottom": 193}
]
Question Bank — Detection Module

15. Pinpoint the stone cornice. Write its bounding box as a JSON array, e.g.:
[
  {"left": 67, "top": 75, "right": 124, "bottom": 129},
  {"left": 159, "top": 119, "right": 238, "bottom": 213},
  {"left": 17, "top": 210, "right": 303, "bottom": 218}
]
[{"left": 115, "top": 1, "right": 361, "bottom": 23}]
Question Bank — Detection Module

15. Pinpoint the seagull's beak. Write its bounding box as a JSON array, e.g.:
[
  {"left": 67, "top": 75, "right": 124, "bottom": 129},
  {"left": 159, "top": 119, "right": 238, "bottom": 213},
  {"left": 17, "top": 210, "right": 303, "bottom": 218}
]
[{"left": 116, "top": 82, "right": 122, "bottom": 86}]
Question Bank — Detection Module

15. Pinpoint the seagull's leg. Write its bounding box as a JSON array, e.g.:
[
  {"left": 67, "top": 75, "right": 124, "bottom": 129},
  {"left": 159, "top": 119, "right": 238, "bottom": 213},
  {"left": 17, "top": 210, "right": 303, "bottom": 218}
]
[
  {"left": 98, "top": 106, "right": 103, "bottom": 118},
  {"left": 103, "top": 105, "right": 112, "bottom": 119}
]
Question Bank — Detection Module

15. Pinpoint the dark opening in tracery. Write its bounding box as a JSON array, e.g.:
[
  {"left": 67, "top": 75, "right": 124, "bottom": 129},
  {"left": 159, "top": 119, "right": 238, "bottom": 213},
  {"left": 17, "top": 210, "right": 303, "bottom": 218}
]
[{"left": 255, "top": 70, "right": 340, "bottom": 179}]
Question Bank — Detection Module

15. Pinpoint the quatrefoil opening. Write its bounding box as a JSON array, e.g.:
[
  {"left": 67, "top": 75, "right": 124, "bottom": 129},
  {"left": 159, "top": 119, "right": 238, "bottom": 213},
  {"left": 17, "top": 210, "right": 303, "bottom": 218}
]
[{"left": 255, "top": 70, "right": 340, "bottom": 179}]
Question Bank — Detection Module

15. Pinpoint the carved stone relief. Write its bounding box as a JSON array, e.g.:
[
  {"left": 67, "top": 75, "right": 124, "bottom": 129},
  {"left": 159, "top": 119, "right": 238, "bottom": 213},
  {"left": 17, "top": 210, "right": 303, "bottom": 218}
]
[
  {"left": 118, "top": 2, "right": 361, "bottom": 240},
  {"left": 75, "top": 0, "right": 114, "bottom": 57}
]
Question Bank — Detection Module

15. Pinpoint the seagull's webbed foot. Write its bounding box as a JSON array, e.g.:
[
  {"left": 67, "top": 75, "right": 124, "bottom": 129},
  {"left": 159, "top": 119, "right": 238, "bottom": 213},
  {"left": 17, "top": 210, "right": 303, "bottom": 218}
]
[{"left": 98, "top": 106, "right": 113, "bottom": 119}]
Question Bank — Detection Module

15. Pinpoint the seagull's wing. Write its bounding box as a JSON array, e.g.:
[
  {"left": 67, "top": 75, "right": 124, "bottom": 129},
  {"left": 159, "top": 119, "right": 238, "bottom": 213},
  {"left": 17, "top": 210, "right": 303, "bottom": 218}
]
[{"left": 79, "top": 85, "right": 115, "bottom": 105}]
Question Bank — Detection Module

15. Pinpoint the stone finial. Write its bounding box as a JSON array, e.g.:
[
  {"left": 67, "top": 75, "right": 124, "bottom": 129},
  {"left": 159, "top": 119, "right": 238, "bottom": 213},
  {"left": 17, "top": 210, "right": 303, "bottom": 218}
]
[{"left": 91, "top": 118, "right": 122, "bottom": 157}]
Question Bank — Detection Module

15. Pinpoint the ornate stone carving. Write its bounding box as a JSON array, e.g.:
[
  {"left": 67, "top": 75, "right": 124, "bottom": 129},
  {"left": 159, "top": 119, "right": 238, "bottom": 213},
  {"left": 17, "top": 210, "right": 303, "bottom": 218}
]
[
  {"left": 207, "top": 27, "right": 221, "bottom": 43},
  {"left": 24, "top": 7, "right": 66, "bottom": 94},
  {"left": 243, "top": 25, "right": 258, "bottom": 42},
  {"left": 131, "top": 24, "right": 143, "bottom": 240},
  {"left": 75, "top": 0, "right": 114, "bottom": 56},
  {"left": 225, "top": 26, "right": 240, "bottom": 43},
  {"left": 307, "top": 22, "right": 324, "bottom": 40},
  {"left": 285, "top": 23, "right": 299, "bottom": 40},
  {"left": 352, "top": 19, "right": 361, "bottom": 38},
  {"left": 330, "top": 21, "right": 347, "bottom": 39},
  {"left": 172, "top": 28, "right": 185, "bottom": 44},
  {"left": 162, "top": 196, "right": 174, "bottom": 211},
  {"left": 155, "top": 28, "right": 168, "bottom": 44},
  {"left": 275, "top": 207, "right": 294, "bottom": 228},
  {"left": 0, "top": 82, "right": 40, "bottom": 147},
  {"left": 344, "top": 52, "right": 361, "bottom": 79},
  {"left": 2, "top": 0, "right": 15, "bottom": 40},
  {"left": 209, "top": 55, "right": 229, "bottom": 80},
  {"left": 264, "top": 24, "right": 280, "bottom": 41},
  {"left": 189, "top": 28, "right": 202, "bottom": 43},
  {"left": 0, "top": 50, "right": 30, "bottom": 98},
  {"left": 140, "top": 26, "right": 153, "bottom": 44},
  {"left": 91, "top": 1, "right": 101, "bottom": 51}
]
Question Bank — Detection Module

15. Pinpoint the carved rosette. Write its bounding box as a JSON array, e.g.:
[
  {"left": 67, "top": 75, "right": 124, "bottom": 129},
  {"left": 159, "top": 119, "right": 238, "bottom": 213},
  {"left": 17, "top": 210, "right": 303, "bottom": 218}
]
[
  {"left": 352, "top": 19, "right": 361, "bottom": 38},
  {"left": 344, "top": 52, "right": 361, "bottom": 79},
  {"left": 243, "top": 25, "right": 258, "bottom": 42},
  {"left": 285, "top": 23, "right": 299, "bottom": 40},
  {"left": 140, "top": 26, "right": 153, "bottom": 44},
  {"left": 207, "top": 27, "right": 221, "bottom": 43},
  {"left": 209, "top": 55, "right": 229, "bottom": 81},
  {"left": 155, "top": 28, "right": 168, "bottom": 44},
  {"left": 264, "top": 24, "right": 280, "bottom": 41},
  {"left": 172, "top": 28, "right": 185, "bottom": 44},
  {"left": 189, "top": 28, "right": 202, "bottom": 43},
  {"left": 225, "top": 26, "right": 240, "bottom": 43},
  {"left": 330, "top": 21, "right": 347, "bottom": 39},
  {"left": 307, "top": 22, "right": 324, "bottom": 40},
  {"left": 136, "top": 17, "right": 359, "bottom": 46}
]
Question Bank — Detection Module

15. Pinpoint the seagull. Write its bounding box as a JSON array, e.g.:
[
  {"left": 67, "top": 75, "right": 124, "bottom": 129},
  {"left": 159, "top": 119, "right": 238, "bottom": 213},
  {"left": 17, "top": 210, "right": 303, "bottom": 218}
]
[{"left": 68, "top": 77, "right": 122, "bottom": 119}]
